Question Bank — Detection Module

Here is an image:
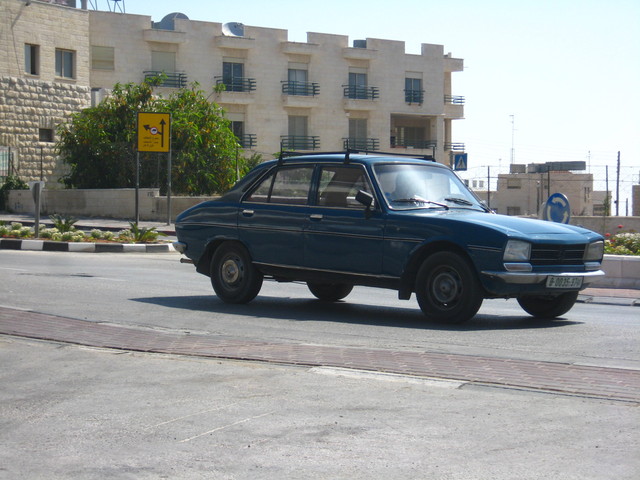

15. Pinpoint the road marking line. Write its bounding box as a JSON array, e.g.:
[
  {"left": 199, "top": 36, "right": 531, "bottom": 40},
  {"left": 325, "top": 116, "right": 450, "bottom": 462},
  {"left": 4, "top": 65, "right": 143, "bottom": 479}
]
[
  {"left": 309, "top": 366, "right": 466, "bottom": 388},
  {"left": 179, "top": 411, "right": 275, "bottom": 443}
]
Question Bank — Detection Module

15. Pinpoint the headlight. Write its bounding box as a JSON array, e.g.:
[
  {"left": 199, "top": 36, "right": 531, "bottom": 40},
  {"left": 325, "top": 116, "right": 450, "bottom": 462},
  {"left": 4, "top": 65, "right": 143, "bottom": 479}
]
[
  {"left": 584, "top": 240, "right": 604, "bottom": 261},
  {"left": 503, "top": 240, "right": 531, "bottom": 262}
]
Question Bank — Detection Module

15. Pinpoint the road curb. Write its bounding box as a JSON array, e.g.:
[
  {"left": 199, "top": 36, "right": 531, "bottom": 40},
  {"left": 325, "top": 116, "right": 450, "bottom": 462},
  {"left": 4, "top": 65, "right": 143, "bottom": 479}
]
[{"left": 0, "top": 238, "right": 175, "bottom": 253}]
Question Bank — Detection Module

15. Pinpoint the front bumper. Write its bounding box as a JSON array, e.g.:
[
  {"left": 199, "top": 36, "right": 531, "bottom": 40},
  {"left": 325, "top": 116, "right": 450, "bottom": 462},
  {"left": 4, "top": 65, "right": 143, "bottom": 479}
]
[{"left": 481, "top": 269, "right": 605, "bottom": 286}]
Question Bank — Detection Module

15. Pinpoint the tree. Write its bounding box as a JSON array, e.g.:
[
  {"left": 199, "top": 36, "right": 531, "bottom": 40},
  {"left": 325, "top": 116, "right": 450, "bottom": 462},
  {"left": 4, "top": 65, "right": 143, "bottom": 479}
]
[{"left": 56, "top": 77, "right": 246, "bottom": 195}]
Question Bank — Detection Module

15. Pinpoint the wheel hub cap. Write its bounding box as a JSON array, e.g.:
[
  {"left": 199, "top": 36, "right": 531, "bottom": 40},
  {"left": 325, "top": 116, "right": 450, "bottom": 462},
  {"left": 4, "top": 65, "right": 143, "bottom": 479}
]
[
  {"left": 432, "top": 271, "right": 459, "bottom": 304},
  {"left": 221, "top": 258, "right": 241, "bottom": 285}
]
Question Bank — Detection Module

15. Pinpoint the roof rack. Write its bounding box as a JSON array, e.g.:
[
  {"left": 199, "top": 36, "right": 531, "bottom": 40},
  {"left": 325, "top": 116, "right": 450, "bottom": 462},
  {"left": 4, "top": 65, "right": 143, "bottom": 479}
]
[{"left": 277, "top": 148, "right": 435, "bottom": 165}]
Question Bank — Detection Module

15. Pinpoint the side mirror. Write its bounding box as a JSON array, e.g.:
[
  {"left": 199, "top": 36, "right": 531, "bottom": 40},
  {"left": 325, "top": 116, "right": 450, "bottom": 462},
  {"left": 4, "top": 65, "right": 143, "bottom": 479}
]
[{"left": 355, "top": 190, "right": 374, "bottom": 218}]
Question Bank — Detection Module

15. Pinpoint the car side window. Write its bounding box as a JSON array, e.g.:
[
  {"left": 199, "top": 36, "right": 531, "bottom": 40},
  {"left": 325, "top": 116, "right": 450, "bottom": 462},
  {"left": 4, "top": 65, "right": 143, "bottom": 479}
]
[
  {"left": 317, "top": 165, "right": 374, "bottom": 209},
  {"left": 245, "top": 166, "right": 313, "bottom": 205}
]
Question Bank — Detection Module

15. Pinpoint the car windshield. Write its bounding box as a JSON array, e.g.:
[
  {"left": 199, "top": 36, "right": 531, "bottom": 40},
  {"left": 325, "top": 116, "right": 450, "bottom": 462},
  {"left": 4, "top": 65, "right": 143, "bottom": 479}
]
[{"left": 373, "top": 163, "right": 485, "bottom": 211}]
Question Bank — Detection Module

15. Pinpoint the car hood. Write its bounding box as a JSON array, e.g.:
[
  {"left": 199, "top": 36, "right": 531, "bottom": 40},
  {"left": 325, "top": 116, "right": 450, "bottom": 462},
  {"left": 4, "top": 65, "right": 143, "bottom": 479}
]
[{"left": 410, "top": 209, "right": 602, "bottom": 242}]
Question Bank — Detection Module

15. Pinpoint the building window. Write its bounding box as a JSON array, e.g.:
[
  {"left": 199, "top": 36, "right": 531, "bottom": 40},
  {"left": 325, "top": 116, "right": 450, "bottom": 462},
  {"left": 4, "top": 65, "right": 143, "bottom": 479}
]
[
  {"left": 39, "top": 128, "right": 54, "bottom": 143},
  {"left": 25, "top": 44, "right": 39, "bottom": 75},
  {"left": 392, "top": 126, "right": 427, "bottom": 149},
  {"left": 405, "top": 77, "right": 423, "bottom": 104},
  {"left": 507, "top": 178, "right": 522, "bottom": 189},
  {"left": 347, "top": 71, "right": 368, "bottom": 99},
  {"left": 506, "top": 206, "right": 521, "bottom": 216},
  {"left": 91, "top": 46, "right": 114, "bottom": 70},
  {"left": 223, "top": 61, "right": 245, "bottom": 92},
  {"left": 55, "top": 48, "right": 75, "bottom": 78}
]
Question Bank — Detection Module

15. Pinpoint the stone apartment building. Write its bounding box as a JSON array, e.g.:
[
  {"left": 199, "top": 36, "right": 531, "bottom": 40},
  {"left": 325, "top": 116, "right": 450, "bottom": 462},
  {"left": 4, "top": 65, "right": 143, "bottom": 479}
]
[{"left": 1, "top": 0, "right": 465, "bottom": 188}]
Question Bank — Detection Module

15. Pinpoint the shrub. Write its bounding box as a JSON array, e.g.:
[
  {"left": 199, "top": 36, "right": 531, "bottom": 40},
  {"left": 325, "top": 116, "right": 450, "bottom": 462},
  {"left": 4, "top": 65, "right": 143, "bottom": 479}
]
[
  {"left": 604, "top": 232, "right": 640, "bottom": 256},
  {"left": 49, "top": 214, "right": 78, "bottom": 233}
]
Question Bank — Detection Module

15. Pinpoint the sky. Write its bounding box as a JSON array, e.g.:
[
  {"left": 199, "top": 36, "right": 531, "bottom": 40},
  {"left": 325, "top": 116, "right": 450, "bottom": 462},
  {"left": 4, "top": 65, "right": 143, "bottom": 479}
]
[{"left": 110, "top": 0, "right": 639, "bottom": 181}]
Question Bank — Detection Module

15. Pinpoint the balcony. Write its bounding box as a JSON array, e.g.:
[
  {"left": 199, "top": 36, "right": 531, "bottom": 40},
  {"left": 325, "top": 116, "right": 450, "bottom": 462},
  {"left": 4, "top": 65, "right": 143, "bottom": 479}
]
[
  {"left": 281, "top": 81, "right": 319, "bottom": 96},
  {"left": 343, "top": 85, "right": 379, "bottom": 100},
  {"left": 144, "top": 71, "right": 187, "bottom": 88},
  {"left": 280, "top": 135, "right": 320, "bottom": 151},
  {"left": 445, "top": 142, "right": 465, "bottom": 152},
  {"left": 343, "top": 137, "right": 379, "bottom": 151},
  {"left": 215, "top": 77, "right": 256, "bottom": 93},
  {"left": 405, "top": 89, "right": 424, "bottom": 105},
  {"left": 237, "top": 134, "right": 257, "bottom": 149},
  {"left": 391, "top": 138, "right": 437, "bottom": 151},
  {"left": 445, "top": 95, "right": 465, "bottom": 105}
]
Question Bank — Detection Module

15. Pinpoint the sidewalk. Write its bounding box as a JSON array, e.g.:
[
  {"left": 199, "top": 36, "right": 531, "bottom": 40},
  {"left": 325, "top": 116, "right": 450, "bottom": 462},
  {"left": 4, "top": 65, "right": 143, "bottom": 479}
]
[{"left": 2, "top": 213, "right": 639, "bottom": 306}]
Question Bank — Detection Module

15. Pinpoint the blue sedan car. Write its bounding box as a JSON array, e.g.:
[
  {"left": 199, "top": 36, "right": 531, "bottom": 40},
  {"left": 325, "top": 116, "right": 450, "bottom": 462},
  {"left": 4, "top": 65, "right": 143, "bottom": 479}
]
[{"left": 174, "top": 152, "right": 605, "bottom": 324}]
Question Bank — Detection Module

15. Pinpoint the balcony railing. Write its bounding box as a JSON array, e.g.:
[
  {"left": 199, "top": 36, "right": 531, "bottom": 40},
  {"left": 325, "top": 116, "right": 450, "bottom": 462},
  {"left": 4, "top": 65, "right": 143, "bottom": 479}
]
[
  {"left": 445, "top": 142, "right": 466, "bottom": 151},
  {"left": 343, "top": 85, "right": 379, "bottom": 100},
  {"left": 343, "top": 137, "right": 379, "bottom": 151},
  {"left": 280, "top": 135, "right": 320, "bottom": 151},
  {"left": 237, "top": 134, "right": 257, "bottom": 149},
  {"left": 144, "top": 71, "right": 187, "bottom": 88},
  {"left": 444, "top": 95, "right": 465, "bottom": 105},
  {"left": 281, "top": 81, "right": 320, "bottom": 96},
  {"left": 214, "top": 76, "right": 257, "bottom": 93},
  {"left": 405, "top": 89, "right": 424, "bottom": 105},
  {"left": 391, "top": 139, "right": 437, "bottom": 150}
]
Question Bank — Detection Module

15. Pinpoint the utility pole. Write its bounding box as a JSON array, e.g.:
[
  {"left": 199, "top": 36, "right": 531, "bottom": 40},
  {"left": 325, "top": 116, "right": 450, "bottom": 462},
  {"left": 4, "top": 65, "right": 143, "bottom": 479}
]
[
  {"left": 510, "top": 114, "right": 515, "bottom": 165},
  {"left": 615, "top": 151, "right": 620, "bottom": 217},
  {"left": 487, "top": 166, "right": 491, "bottom": 210}
]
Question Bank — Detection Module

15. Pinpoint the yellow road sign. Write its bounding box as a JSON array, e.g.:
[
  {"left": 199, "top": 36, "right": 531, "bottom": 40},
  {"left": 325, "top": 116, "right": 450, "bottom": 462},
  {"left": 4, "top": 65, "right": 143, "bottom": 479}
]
[{"left": 137, "top": 112, "right": 171, "bottom": 152}]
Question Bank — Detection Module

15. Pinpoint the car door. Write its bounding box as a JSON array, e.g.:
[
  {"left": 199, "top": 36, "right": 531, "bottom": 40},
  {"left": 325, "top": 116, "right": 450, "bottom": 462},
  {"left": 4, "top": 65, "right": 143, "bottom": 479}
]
[
  {"left": 304, "top": 164, "right": 384, "bottom": 275},
  {"left": 238, "top": 165, "right": 313, "bottom": 267}
]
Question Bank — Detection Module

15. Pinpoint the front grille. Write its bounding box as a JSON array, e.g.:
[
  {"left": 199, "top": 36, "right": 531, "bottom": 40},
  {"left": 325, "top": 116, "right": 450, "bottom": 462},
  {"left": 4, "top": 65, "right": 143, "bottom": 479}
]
[{"left": 530, "top": 244, "right": 585, "bottom": 266}]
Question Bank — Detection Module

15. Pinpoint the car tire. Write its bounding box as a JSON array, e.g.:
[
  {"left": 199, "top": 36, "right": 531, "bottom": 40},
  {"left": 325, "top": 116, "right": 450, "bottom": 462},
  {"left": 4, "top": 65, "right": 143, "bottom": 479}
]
[
  {"left": 415, "top": 252, "right": 483, "bottom": 324},
  {"left": 210, "top": 242, "right": 263, "bottom": 304},
  {"left": 516, "top": 291, "right": 579, "bottom": 319},
  {"left": 307, "top": 282, "right": 354, "bottom": 302}
]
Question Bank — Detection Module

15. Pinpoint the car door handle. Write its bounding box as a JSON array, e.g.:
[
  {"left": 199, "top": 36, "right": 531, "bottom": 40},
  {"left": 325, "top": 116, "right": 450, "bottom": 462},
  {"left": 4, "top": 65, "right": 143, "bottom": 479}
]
[
  {"left": 310, "top": 214, "right": 323, "bottom": 221},
  {"left": 242, "top": 209, "right": 255, "bottom": 217}
]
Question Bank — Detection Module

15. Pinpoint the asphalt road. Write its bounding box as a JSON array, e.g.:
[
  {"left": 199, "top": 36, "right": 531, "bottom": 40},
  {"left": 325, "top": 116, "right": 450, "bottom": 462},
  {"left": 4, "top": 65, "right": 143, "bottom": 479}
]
[
  {"left": 1, "top": 250, "right": 639, "bottom": 479},
  {"left": 0, "top": 250, "right": 638, "bottom": 369}
]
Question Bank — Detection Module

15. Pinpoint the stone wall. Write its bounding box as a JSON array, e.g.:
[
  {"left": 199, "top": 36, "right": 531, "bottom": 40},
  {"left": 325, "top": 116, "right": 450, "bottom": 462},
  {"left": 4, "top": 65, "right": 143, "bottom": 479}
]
[
  {"left": 0, "top": 77, "right": 91, "bottom": 185},
  {"left": 7, "top": 189, "right": 213, "bottom": 221},
  {"left": 1, "top": 0, "right": 92, "bottom": 187}
]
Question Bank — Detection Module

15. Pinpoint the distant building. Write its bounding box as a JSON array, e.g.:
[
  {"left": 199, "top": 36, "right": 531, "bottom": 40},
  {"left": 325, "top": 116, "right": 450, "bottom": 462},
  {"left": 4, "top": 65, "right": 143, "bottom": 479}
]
[
  {"left": 493, "top": 163, "right": 594, "bottom": 216},
  {"left": 1, "top": 0, "right": 465, "bottom": 187}
]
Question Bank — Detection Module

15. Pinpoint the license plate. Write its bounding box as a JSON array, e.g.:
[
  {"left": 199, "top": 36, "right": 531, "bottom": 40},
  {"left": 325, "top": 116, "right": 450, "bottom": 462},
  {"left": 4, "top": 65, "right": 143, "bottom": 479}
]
[{"left": 546, "top": 276, "right": 583, "bottom": 289}]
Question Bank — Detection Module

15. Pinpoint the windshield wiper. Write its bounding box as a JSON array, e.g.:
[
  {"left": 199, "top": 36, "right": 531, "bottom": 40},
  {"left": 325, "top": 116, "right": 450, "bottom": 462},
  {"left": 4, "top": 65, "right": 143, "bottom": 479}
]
[
  {"left": 392, "top": 198, "right": 449, "bottom": 210},
  {"left": 443, "top": 197, "right": 474, "bottom": 206}
]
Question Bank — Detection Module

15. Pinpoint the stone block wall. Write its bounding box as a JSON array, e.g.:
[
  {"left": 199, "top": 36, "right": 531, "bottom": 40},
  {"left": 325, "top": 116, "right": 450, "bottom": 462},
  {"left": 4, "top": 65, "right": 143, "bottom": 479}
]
[{"left": 0, "top": 77, "right": 91, "bottom": 185}]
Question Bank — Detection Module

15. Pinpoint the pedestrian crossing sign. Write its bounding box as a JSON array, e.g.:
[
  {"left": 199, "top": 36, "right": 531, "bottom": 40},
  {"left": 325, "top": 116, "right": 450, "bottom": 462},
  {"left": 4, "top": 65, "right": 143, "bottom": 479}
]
[{"left": 454, "top": 153, "right": 468, "bottom": 171}]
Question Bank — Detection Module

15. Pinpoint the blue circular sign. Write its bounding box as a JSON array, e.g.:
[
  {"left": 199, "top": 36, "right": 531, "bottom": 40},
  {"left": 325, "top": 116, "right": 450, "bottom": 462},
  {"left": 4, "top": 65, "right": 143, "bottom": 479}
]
[{"left": 543, "top": 193, "right": 571, "bottom": 224}]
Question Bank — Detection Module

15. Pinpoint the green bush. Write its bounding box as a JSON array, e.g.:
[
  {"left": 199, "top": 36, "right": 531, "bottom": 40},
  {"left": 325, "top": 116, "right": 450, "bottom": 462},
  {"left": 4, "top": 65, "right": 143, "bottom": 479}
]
[{"left": 0, "top": 175, "right": 28, "bottom": 211}]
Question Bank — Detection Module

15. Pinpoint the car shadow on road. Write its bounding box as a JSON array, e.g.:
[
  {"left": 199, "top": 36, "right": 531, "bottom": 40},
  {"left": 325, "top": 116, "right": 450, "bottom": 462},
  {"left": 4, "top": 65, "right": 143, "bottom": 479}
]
[{"left": 131, "top": 294, "right": 583, "bottom": 332}]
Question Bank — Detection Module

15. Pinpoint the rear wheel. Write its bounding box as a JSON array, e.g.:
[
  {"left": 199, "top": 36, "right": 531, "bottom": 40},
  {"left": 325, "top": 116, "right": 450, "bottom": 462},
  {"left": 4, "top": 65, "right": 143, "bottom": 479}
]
[
  {"left": 307, "top": 282, "right": 353, "bottom": 302},
  {"left": 415, "top": 252, "right": 483, "bottom": 324},
  {"left": 210, "top": 242, "right": 263, "bottom": 304},
  {"left": 517, "top": 291, "right": 579, "bottom": 319}
]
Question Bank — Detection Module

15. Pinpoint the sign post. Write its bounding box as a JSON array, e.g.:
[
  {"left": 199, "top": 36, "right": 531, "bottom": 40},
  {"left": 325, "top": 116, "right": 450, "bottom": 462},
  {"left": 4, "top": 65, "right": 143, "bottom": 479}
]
[
  {"left": 453, "top": 153, "right": 468, "bottom": 171},
  {"left": 136, "top": 112, "right": 171, "bottom": 225}
]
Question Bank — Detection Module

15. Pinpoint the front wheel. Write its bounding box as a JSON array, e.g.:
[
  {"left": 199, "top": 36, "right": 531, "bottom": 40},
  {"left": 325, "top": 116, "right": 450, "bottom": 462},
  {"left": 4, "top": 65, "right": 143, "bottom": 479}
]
[
  {"left": 210, "top": 242, "right": 263, "bottom": 304},
  {"left": 415, "top": 252, "right": 483, "bottom": 324},
  {"left": 517, "top": 291, "right": 579, "bottom": 319},
  {"left": 307, "top": 282, "right": 353, "bottom": 302}
]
